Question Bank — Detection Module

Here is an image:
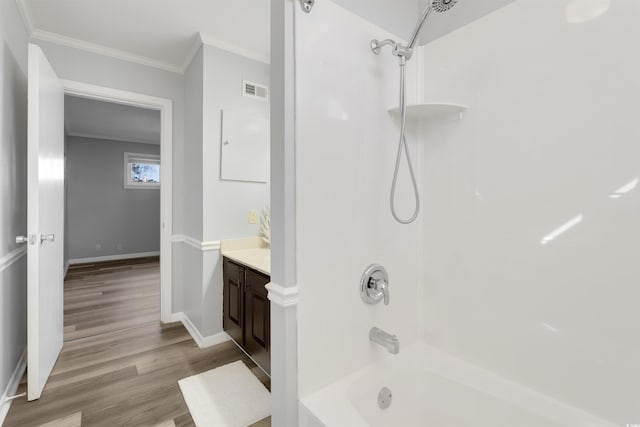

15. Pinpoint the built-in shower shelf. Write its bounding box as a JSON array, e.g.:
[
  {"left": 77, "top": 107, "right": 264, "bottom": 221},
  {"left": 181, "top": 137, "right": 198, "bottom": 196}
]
[{"left": 388, "top": 102, "right": 469, "bottom": 120}]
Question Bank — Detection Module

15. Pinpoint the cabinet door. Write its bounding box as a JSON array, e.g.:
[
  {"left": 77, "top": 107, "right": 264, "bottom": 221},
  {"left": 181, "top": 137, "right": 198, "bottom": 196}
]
[
  {"left": 244, "top": 269, "right": 270, "bottom": 374},
  {"left": 223, "top": 259, "right": 245, "bottom": 345}
]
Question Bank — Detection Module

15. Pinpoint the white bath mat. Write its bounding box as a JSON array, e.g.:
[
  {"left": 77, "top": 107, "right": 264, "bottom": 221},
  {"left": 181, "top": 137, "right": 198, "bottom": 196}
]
[{"left": 178, "top": 360, "right": 270, "bottom": 427}]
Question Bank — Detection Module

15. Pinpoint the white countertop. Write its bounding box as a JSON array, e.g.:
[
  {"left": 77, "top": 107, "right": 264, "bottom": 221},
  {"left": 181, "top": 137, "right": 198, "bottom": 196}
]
[{"left": 220, "top": 237, "right": 270, "bottom": 276}]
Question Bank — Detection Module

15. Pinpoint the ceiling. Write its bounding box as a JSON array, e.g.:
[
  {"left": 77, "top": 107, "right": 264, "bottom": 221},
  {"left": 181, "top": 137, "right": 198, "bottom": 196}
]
[
  {"left": 65, "top": 96, "right": 161, "bottom": 145},
  {"left": 418, "top": 0, "right": 517, "bottom": 44},
  {"left": 18, "top": 0, "right": 271, "bottom": 73},
  {"left": 17, "top": 0, "right": 514, "bottom": 74}
]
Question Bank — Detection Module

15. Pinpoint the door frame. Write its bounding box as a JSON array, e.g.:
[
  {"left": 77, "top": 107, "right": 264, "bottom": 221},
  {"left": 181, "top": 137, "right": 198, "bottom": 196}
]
[{"left": 62, "top": 80, "right": 173, "bottom": 323}]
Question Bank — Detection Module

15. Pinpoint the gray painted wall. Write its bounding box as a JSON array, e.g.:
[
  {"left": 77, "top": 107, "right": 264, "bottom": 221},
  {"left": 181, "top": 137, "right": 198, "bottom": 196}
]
[
  {"left": 202, "top": 44, "right": 270, "bottom": 242},
  {"left": 35, "top": 39, "right": 185, "bottom": 313},
  {"left": 35, "top": 40, "right": 184, "bottom": 234},
  {"left": 66, "top": 137, "right": 160, "bottom": 261},
  {"left": 184, "top": 47, "right": 204, "bottom": 242},
  {"left": 180, "top": 43, "right": 271, "bottom": 338},
  {"left": 0, "top": 0, "right": 28, "bottom": 406},
  {"left": 181, "top": 46, "right": 204, "bottom": 326},
  {"left": 201, "top": 45, "right": 270, "bottom": 337}
]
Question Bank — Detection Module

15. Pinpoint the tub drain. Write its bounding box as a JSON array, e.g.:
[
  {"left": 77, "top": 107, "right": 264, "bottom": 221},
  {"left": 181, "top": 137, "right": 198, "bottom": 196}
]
[{"left": 378, "top": 386, "right": 392, "bottom": 410}]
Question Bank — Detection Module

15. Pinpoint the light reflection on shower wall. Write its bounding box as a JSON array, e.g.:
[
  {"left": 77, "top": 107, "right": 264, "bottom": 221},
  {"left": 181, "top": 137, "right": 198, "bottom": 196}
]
[{"left": 419, "top": 0, "right": 640, "bottom": 423}]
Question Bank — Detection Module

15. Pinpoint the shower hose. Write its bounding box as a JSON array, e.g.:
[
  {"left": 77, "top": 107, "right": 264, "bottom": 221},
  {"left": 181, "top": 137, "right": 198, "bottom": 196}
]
[{"left": 390, "top": 59, "right": 421, "bottom": 224}]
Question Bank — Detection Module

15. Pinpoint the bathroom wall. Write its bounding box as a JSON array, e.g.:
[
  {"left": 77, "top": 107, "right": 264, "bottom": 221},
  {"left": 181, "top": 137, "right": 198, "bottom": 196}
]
[
  {"left": 0, "top": 0, "right": 28, "bottom": 416},
  {"left": 181, "top": 45, "right": 204, "bottom": 330},
  {"left": 181, "top": 43, "right": 270, "bottom": 339},
  {"left": 201, "top": 44, "right": 270, "bottom": 242},
  {"left": 200, "top": 44, "right": 270, "bottom": 337},
  {"left": 419, "top": 0, "right": 640, "bottom": 423},
  {"left": 296, "top": 0, "right": 422, "bottom": 398}
]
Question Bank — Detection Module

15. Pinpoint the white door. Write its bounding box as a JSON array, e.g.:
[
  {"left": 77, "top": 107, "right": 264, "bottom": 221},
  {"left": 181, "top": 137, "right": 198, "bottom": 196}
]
[{"left": 26, "top": 43, "right": 65, "bottom": 401}]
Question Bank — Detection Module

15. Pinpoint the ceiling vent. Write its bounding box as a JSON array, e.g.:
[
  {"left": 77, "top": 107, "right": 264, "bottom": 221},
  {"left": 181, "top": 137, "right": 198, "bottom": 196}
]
[{"left": 243, "top": 80, "right": 269, "bottom": 101}]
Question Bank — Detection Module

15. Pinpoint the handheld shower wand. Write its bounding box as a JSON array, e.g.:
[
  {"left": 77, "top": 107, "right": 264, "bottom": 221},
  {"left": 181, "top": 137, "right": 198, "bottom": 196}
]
[{"left": 371, "top": 0, "right": 459, "bottom": 224}]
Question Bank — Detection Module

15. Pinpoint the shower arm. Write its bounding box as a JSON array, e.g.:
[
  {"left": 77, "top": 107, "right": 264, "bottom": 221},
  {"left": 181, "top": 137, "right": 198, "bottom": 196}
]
[
  {"left": 407, "top": 6, "right": 433, "bottom": 49},
  {"left": 371, "top": 5, "right": 432, "bottom": 63},
  {"left": 370, "top": 39, "right": 413, "bottom": 63}
]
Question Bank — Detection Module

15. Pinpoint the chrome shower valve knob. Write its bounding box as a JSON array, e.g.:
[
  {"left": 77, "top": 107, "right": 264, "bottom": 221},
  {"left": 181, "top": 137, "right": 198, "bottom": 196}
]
[{"left": 360, "top": 264, "right": 390, "bottom": 305}]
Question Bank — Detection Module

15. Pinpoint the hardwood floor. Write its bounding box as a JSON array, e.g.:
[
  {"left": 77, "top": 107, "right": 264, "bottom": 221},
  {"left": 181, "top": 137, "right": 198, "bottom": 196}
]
[{"left": 4, "top": 258, "right": 271, "bottom": 427}]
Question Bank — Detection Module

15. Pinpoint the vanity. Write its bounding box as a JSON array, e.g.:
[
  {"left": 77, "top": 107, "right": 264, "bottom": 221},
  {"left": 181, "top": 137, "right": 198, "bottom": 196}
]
[{"left": 221, "top": 238, "right": 271, "bottom": 374}]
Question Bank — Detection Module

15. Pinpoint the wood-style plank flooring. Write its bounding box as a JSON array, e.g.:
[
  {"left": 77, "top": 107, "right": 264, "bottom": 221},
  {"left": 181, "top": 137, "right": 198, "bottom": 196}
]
[{"left": 4, "top": 257, "right": 271, "bottom": 427}]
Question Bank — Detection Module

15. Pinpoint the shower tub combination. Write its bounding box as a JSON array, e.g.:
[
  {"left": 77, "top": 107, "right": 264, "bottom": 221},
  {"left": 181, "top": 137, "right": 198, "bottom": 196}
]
[
  {"left": 299, "top": 343, "right": 616, "bottom": 427},
  {"left": 294, "top": 0, "right": 638, "bottom": 424}
]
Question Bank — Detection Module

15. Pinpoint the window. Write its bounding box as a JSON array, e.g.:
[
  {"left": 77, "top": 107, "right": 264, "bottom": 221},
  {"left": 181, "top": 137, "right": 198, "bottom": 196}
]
[{"left": 124, "top": 152, "right": 160, "bottom": 189}]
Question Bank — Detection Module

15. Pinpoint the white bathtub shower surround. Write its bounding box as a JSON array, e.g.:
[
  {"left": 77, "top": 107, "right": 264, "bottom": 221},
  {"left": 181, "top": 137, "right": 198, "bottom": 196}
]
[
  {"left": 295, "top": 0, "right": 422, "bottom": 400},
  {"left": 300, "top": 342, "right": 616, "bottom": 427},
  {"left": 419, "top": 0, "right": 640, "bottom": 424}
]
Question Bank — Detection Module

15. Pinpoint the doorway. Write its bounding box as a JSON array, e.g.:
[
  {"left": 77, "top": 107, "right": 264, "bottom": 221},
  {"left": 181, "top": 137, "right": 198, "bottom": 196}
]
[
  {"left": 63, "top": 94, "right": 164, "bottom": 339},
  {"left": 63, "top": 80, "right": 173, "bottom": 323}
]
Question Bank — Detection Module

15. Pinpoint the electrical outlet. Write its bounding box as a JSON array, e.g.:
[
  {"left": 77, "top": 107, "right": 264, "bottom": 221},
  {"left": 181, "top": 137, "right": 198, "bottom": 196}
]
[
  {"left": 116, "top": 243, "right": 123, "bottom": 251},
  {"left": 95, "top": 243, "right": 102, "bottom": 252},
  {"left": 249, "top": 210, "right": 258, "bottom": 224}
]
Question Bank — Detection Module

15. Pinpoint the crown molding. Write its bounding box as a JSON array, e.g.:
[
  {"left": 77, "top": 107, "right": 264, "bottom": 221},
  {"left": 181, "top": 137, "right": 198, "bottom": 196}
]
[
  {"left": 30, "top": 28, "right": 184, "bottom": 74},
  {"left": 180, "top": 32, "right": 271, "bottom": 73},
  {"left": 15, "top": 1, "right": 270, "bottom": 75},
  {"left": 179, "top": 34, "right": 204, "bottom": 74},
  {"left": 15, "top": 0, "right": 34, "bottom": 35},
  {"left": 66, "top": 132, "right": 160, "bottom": 146},
  {"left": 198, "top": 32, "right": 270, "bottom": 65}
]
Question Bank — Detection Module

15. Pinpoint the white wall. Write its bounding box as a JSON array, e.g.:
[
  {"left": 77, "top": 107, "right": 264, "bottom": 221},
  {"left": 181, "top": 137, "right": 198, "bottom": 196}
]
[
  {"left": 34, "top": 40, "right": 185, "bottom": 313},
  {"left": 296, "top": 0, "right": 421, "bottom": 398},
  {"left": 0, "top": 0, "right": 28, "bottom": 412},
  {"left": 65, "top": 137, "right": 160, "bottom": 261},
  {"left": 420, "top": 0, "right": 640, "bottom": 423}
]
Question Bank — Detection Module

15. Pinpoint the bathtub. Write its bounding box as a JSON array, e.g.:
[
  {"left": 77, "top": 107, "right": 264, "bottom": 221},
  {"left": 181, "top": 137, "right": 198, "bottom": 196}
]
[{"left": 299, "top": 342, "right": 616, "bottom": 427}]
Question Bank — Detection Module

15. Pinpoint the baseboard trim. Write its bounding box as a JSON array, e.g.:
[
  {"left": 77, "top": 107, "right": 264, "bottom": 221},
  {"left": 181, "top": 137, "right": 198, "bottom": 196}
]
[
  {"left": 68, "top": 251, "right": 160, "bottom": 265},
  {"left": 174, "top": 312, "right": 231, "bottom": 349},
  {"left": 0, "top": 349, "right": 27, "bottom": 425},
  {"left": 165, "top": 312, "right": 184, "bottom": 324}
]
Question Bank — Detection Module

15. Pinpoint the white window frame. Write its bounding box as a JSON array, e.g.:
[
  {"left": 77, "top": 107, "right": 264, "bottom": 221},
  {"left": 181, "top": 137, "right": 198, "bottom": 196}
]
[{"left": 124, "top": 152, "right": 160, "bottom": 189}]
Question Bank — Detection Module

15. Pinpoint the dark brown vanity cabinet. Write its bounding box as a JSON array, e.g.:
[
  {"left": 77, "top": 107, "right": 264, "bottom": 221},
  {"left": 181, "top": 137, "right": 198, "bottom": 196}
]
[{"left": 223, "top": 258, "right": 270, "bottom": 374}]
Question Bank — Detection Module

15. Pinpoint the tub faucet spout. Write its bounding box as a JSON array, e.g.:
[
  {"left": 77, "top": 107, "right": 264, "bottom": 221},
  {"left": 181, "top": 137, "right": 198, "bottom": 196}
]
[{"left": 370, "top": 327, "right": 399, "bottom": 354}]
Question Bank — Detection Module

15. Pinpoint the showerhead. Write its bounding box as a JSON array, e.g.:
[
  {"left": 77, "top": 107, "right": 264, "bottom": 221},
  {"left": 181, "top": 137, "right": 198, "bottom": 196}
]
[
  {"left": 407, "top": 0, "right": 460, "bottom": 49},
  {"left": 431, "top": 0, "right": 458, "bottom": 13},
  {"left": 372, "top": 0, "right": 460, "bottom": 58}
]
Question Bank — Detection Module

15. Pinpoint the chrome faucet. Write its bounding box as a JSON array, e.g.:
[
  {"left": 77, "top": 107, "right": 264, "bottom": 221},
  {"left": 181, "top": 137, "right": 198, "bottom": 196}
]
[
  {"left": 360, "top": 264, "right": 390, "bottom": 306},
  {"left": 370, "top": 327, "right": 399, "bottom": 355}
]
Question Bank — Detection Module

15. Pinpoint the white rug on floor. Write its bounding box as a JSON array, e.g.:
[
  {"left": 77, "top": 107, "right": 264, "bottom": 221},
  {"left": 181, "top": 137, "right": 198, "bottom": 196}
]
[{"left": 178, "top": 360, "right": 270, "bottom": 427}]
